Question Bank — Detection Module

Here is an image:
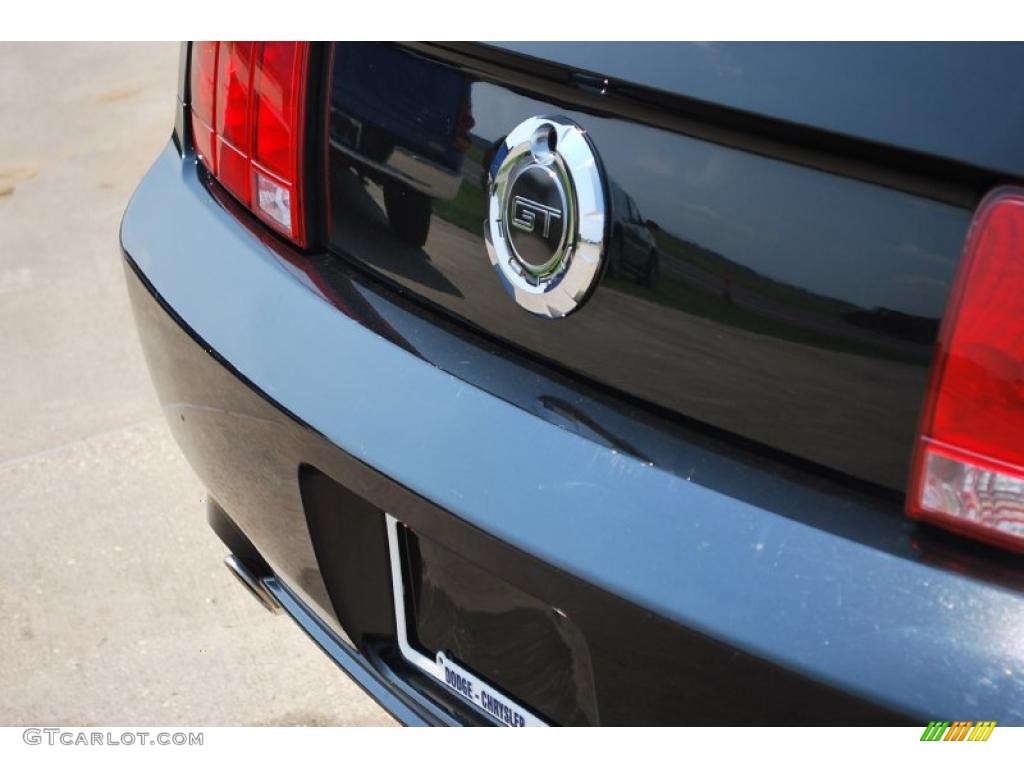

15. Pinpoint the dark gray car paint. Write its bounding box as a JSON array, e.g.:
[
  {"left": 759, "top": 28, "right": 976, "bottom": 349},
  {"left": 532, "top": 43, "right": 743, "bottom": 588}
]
[
  {"left": 488, "top": 42, "right": 1024, "bottom": 178},
  {"left": 121, "top": 142, "right": 1024, "bottom": 722},
  {"left": 327, "top": 42, "right": 974, "bottom": 492}
]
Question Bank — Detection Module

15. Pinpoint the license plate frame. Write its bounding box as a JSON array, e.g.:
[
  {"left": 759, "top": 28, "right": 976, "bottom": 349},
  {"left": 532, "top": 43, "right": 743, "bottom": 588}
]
[{"left": 385, "top": 515, "right": 548, "bottom": 727}]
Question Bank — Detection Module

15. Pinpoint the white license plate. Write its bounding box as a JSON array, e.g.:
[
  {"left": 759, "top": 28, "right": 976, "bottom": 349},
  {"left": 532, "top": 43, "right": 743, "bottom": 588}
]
[{"left": 385, "top": 515, "right": 548, "bottom": 727}]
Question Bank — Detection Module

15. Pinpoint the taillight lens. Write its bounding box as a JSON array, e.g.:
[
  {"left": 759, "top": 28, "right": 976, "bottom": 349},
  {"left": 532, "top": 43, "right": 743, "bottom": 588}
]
[
  {"left": 190, "top": 41, "right": 309, "bottom": 246},
  {"left": 908, "top": 188, "right": 1024, "bottom": 553},
  {"left": 214, "top": 41, "right": 254, "bottom": 204},
  {"left": 190, "top": 42, "right": 218, "bottom": 174}
]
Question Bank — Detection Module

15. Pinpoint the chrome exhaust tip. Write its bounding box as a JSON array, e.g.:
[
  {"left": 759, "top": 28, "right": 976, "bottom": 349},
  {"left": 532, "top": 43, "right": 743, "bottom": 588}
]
[{"left": 223, "top": 554, "right": 282, "bottom": 615}]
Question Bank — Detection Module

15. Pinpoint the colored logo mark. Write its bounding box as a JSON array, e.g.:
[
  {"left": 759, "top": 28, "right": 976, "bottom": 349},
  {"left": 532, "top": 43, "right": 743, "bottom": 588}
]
[{"left": 920, "top": 721, "right": 996, "bottom": 741}]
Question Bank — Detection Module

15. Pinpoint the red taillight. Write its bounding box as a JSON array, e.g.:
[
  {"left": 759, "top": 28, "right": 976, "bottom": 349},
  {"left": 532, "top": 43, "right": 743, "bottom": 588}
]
[
  {"left": 214, "top": 41, "right": 254, "bottom": 205},
  {"left": 190, "top": 41, "right": 309, "bottom": 246},
  {"left": 908, "top": 188, "right": 1024, "bottom": 554},
  {"left": 190, "top": 42, "right": 218, "bottom": 174}
]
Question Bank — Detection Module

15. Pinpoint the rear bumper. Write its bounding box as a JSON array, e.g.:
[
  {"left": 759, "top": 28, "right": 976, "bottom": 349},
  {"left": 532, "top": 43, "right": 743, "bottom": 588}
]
[{"left": 120, "top": 141, "right": 1024, "bottom": 725}]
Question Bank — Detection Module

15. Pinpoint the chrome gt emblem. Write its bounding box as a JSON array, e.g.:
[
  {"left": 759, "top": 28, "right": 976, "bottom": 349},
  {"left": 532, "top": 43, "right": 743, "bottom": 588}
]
[
  {"left": 485, "top": 116, "right": 607, "bottom": 317},
  {"left": 510, "top": 196, "right": 562, "bottom": 237}
]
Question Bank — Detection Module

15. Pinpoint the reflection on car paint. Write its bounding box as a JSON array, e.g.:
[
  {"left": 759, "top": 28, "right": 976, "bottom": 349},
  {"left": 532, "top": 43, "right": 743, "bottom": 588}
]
[{"left": 325, "top": 43, "right": 972, "bottom": 491}]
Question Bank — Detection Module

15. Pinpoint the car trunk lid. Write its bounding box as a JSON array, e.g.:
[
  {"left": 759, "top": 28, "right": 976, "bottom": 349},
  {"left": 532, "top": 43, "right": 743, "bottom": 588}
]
[{"left": 324, "top": 42, "right": 987, "bottom": 492}]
